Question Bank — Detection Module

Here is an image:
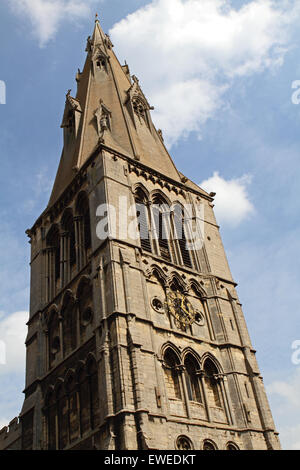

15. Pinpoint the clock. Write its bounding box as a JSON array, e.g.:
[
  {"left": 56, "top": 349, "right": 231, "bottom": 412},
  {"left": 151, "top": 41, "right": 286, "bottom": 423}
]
[{"left": 165, "top": 289, "right": 196, "bottom": 326}]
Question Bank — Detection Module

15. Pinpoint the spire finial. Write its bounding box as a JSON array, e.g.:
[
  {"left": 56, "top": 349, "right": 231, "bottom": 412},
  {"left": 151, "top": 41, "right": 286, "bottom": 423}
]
[{"left": 95, "top": 12, "right": 99, "bottom": 24}]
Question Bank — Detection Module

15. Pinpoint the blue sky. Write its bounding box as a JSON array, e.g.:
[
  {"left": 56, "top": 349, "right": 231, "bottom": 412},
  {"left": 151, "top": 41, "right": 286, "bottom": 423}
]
[{"left": 0, "top": 0, "right": 299, "bottom": 449}]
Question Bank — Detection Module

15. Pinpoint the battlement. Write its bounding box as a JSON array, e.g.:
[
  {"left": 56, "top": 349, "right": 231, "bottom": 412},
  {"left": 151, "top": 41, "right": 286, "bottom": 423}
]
[{"left": 0, "top": 417, "right": 22, "bottom": 450}]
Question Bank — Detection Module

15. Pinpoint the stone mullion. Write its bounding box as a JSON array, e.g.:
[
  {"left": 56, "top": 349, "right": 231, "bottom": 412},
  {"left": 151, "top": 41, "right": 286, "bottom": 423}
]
[
  {"left": 169, "top": 211, "right": 181, "bottom": 265},
  {"left": 170, "top": 211, "right": 181, "bottom": 265},
  {"left": 75, "top": 385, "right": 81, "bottom": 439},
  {"left": 44, "top": 248, "right": 49, "bottom": 303},
  {"left": 47, "top": 249, "right": 51, "bottom": 301},
  {"left": 49, "top": 248, "right": 55, "bottom": 300},
  {"left": 66, "top": 392, "right": 71, "bottom": 446},
  {"left": 184, "top": 215, "right": 198, "bottom": 270},
  {"left": 60, "top": 232, "right": 69, "bottom": 287},
  {"left": 197, "top": 370, "right": 211, "bottom": 422},
  {"left": 77, "top": 381, "right": 83, "bottom": 439},
  {"left": 185, "top": 192, "right": 202, "bottom": 271},
  {"left": 177, "top": 366, "right": 191, "bottom": 419},
  {"left": 74, "top": 216, "right": 85, "bottom": 271},
  {"left": 55, "top": 403, "right": 59, "bottom": 450},
  {"left": 44, "top": 407, "right": 49, "bottom": 450},
  {"left": 75, "top": 302, "right": 80, "bottom": 347},
  {"left": 45, "top": 247, "right": 55, "bottom": 302},
  {"left": 148, "top": 202, "right": 160, "bottom": 256},
  {"left": 74, "top": 217, "right": 80, "bottom": 270},
  {"left": 58, "top": 315, "right": 64, "bottom": 360},
  {"left": 45, "top": 330, "right": 50, "bottom": 371},
  {"left": 66, "top": 233, "right": 70, "bottom": 283}
]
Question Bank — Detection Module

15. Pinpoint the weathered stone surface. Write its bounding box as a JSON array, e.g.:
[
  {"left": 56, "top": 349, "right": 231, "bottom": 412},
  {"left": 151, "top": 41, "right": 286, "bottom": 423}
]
[{"left": 0, "top": 17, "right": 280, "bottom": 451}]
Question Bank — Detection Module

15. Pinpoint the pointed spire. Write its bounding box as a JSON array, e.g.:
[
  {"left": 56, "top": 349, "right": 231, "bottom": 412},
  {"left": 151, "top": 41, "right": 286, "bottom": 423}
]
[
  {"left": 92, "top": 12, "right": 105, "bottom": 46},
  {"left": 48, "top": 14, "right": 187, "bottom": 207}
]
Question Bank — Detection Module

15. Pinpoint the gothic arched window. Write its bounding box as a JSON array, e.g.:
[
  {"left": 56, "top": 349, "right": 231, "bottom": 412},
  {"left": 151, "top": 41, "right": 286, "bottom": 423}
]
[
  {"left": 76, "top": 192, "right": 92, "bottom": 259},
  {"left": 87, "top": 358, "right": 100, "bottom": 429},
  {"left": 61, "top": 209, "right": 76, "bottom": 272},
  {"left": 163, "top": 349, "right": 182, "bottom": 400},
  {"left": 62, "top": 293, "right": 77, "bottom": 357},
  {"left": 48, "top": 310, "right": 60, "bottom": 369},
  {"left": 96, "top": 55, "right": 107, "bottom": 70},
  {"left": 77, "top": 278, "right": 93, "bottom": 343},
  {"left": 134, "top": 188, "right": 152, "bottom": 253},
  {"left": 152, "top": 196, "right": 172, "bottom": 262},
  {"left": 57, "top": 384, "right": 68, "bottom": 450},
  {"left": 78, "top": 367, "right": 91, "bottom": 435},
  {"left": 132, "top": 97, "right": 147, "bottom": 124},
  {"left": 203, "top": 359, "right": 222, "bottom": 408},
  {"left": 45, "top": 390, "right": 57, "bottom": 450},
  {"left": 184, "top": 355, "right": 202, "bottom": 403},
  {"left": 66, "top": 374, "right": 80, "bottom": 443},
  {"left": 46, "top": 225, "right": 61, "bottom": 299},
  {"left": 173, "top": 205, "right": 193, "bottom": 268}
]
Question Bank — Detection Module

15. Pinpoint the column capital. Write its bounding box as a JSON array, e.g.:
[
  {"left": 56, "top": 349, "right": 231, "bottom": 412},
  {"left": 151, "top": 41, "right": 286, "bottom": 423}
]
[
  {"left": 44, "top": 246, "right": 55, "bottom": 254},
  {"left": 60, "top": 231, "right": 69, "bottom": 238},
  {"left": 213, "top": 373, "right": 224, "bottom": 382}
]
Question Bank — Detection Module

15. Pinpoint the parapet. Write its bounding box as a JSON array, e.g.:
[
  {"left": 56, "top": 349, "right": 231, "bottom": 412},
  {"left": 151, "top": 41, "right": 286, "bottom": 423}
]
[{"left": 0, "top": 417, "right": 22, "bottom": 450}]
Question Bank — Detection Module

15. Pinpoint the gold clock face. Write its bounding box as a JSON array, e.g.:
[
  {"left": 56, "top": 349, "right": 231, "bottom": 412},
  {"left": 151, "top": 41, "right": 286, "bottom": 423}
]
[{"left": 166, "top": 290, "right": 196, "bottom": 326}]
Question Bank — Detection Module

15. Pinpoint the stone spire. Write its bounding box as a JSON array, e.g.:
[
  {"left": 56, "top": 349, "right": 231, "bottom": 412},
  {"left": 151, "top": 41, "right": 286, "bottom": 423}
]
[{"left": 48, "top": 16, "right": 186, "bottom": 206}]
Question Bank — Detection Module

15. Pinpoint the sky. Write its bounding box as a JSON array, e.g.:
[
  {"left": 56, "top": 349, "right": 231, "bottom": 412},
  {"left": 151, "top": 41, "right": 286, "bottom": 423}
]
[{"left": 0, "top": 0, "right": 299, "bottom": 450}]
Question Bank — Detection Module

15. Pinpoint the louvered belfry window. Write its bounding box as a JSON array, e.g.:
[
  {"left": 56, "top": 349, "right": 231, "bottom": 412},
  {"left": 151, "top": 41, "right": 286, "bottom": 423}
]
[
  {"left": 152, "top": 197, "right": 171, "bottom": 262},
  {"left": 135, "top": 189, "right": 152, "bottom": 253},
  {"left": 184, "top": 355, "right": 202, "bottom": 403},
  {"left": 173, "top": 205, "right": 192, "bottom": 268}
]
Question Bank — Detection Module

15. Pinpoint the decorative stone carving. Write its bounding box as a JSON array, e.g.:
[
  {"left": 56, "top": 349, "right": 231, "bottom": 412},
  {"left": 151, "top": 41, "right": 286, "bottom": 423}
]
[{"left": 94, "top": 100, "right": 111, "bottom": 142}]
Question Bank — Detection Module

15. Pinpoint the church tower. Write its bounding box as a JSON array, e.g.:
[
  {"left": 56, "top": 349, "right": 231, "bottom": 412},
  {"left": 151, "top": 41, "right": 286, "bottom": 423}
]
[{"left": 5, "top": 16, "right": 280, "bottom": 450}]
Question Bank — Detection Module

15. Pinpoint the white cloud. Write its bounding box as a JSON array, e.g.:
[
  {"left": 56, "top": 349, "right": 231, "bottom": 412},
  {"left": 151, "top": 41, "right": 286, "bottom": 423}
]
[
  {"left": 267, "top": 368, "right": 300, "bottom": 450},
  {"left": 110, "top": 0, "right": 299, "bottom": 146},
  {"left": 200, "top": 171, "right": 254, "bottom": 226},
  {"left": 23, "top": 167, "right": 54, "bottom": 213},
  {"left": 9, "top": 0, "right": 97, "bottom": 46},
  {"left": 268, "top": 368, "right": 300, "bottom": 409},
  {"left": 0, "top": 311, "right": 27, "bottom": 429},
  {"left": 0, "top": 311, "right": 27, "bottom": 375}
]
